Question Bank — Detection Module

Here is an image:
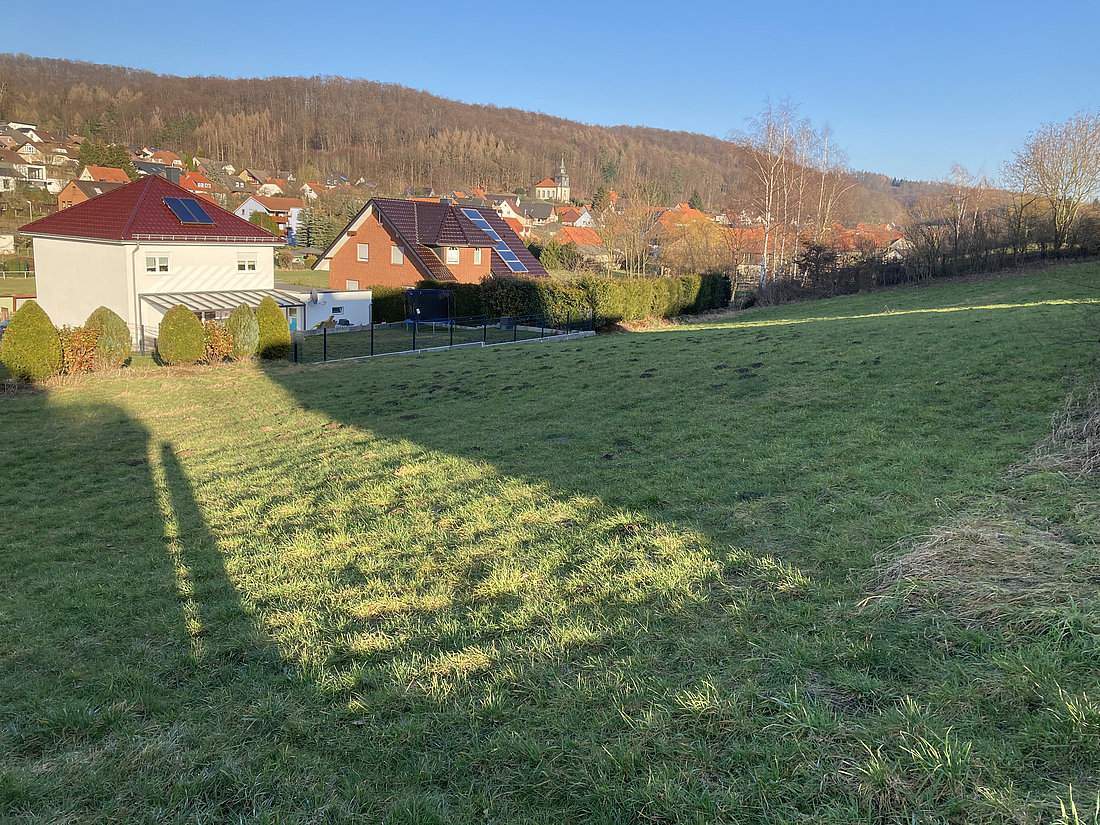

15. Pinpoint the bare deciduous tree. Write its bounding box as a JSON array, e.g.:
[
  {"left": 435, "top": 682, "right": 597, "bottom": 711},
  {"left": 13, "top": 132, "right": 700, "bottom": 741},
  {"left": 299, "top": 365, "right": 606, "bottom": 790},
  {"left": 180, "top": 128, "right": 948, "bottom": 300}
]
[{"left": 1005, "top": 110, "right": 1100, "bottom": 254}]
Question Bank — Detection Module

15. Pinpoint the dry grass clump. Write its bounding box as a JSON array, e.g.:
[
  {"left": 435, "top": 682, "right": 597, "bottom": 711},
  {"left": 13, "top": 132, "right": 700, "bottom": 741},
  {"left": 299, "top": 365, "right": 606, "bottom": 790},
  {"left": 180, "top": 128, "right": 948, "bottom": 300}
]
[
  {"left": 1016, "top": 385, "right": 1100, "bottom": 479},
  {"left": 875, "top": 511, "right": 1098, "bottom": 630}
]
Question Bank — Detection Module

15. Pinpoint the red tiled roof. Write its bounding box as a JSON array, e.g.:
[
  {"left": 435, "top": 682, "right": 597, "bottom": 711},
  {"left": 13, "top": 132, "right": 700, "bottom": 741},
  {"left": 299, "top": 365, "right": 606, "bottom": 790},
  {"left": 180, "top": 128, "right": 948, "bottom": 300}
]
[
  {"left": 534, "top": 178, "right": 556, "bottom": 188},
  {"left": 559, "top": 208, "right": 583, "bottom": 225},
  {"left": 81, "top": 165, "right": 130, "bottom": 183},
  {"left": 555, "top": 226, "right": 604, "bottom": 247},
  {"left": 503, "top": 216, "right": 528, "bottom": 238},
  {"left": 20, "top": 175, "right": 278, "bottom": 243}
]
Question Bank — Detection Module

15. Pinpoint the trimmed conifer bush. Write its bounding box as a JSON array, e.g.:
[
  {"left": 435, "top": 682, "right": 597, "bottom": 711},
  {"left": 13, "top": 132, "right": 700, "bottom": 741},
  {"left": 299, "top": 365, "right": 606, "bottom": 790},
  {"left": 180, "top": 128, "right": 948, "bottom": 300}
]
[
  {"left": 0, "top": 300, "right": 63, "bottom": 380},
  {"left": 256, "top": 296, "right": 291, "bottom": 360},
  {"left": 226, "top": 303, "right": 259, "bottom": 361},
  {"left": 156, "top": 305, "right": 205, "bottom": 365},
  {"left": 84, "top": 306, "right": 131, "bottom": 368}
]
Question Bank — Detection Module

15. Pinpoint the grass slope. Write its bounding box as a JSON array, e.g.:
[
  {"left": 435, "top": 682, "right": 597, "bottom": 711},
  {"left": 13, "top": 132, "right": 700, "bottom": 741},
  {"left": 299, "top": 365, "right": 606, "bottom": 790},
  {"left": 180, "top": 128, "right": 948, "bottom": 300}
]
[{"left": 1, "top": 265, "right": 1098, "bottom": 823}]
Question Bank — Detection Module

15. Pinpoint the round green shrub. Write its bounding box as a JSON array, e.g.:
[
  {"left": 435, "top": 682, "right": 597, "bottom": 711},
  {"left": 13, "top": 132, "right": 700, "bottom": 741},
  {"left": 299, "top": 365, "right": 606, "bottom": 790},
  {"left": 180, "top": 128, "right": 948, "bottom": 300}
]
[
  {"left": 84, "top": 306, "right": 131, "bottom": 368},
  {"left": 0, "top": 300, "right": 62, "bottom": 380},
  {"left": 157, "top": 305, "right": 205, "bottom": 365},
  {"left": 226, "top": 303, "right": 259, "bottom": 360},
  {"left": 256, "top": 296, "right": 291, "bottom": 360}
]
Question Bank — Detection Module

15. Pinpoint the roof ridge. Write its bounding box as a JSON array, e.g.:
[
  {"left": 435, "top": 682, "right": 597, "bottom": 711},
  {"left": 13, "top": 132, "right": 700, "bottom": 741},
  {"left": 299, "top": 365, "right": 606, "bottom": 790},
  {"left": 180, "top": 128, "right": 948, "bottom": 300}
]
[{"left": 119, "top": 175, "right": 155, "bottom": 239}]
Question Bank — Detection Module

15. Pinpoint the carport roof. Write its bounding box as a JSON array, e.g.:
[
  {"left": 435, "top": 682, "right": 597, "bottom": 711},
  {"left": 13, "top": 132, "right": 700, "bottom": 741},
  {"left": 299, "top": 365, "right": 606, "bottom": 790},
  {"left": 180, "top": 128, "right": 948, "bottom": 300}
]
[{"left": 140, "top": 289, "right": 305, "bottom": 314}]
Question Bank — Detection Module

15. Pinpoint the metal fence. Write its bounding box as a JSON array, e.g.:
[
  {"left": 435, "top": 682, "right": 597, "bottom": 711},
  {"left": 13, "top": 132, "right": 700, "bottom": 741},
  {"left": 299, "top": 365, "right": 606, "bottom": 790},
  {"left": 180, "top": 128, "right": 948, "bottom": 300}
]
[{"left": 290, "top": 312, "right": 594, "bottom": 364}]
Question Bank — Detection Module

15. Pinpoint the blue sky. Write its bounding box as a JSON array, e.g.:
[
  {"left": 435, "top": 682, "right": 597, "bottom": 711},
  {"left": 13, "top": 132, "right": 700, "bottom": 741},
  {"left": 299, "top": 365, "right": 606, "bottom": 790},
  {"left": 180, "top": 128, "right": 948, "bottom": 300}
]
[{"left": 3, "top": 0, "right": 1098, "bottom": 182}]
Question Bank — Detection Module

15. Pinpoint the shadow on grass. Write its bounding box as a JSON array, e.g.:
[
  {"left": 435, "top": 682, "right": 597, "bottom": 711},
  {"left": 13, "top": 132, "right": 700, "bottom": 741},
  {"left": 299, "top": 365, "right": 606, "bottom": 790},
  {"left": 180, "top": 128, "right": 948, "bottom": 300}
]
[{"left": 4, "top": 276, "right": 1094, "bottom": 821}]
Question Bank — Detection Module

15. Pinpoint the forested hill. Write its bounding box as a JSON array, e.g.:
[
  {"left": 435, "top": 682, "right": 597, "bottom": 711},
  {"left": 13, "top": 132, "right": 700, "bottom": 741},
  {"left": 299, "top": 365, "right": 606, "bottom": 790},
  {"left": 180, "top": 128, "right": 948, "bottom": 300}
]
[{"left": 0, "top": 52, "right": 906, "bottom": 220}]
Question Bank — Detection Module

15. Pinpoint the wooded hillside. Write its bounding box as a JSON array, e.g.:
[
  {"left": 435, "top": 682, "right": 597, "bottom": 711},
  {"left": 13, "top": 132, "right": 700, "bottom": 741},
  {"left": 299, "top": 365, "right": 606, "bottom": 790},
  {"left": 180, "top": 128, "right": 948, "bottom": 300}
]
[{"left": 0, "top": 53, "right": 908, "bottom": 220}]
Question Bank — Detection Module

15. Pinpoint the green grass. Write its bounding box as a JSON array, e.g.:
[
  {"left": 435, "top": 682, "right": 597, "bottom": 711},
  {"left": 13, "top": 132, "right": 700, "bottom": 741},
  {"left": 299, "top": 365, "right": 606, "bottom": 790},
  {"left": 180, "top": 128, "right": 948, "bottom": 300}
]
[
  {"left": 0, "top": 275, "right": 36, "bottom": 297},
  {"left": 2, "top": 264, "right": 1098, "bottom": 823},
  {"left": 276, "top": 269, "right": 330, "bottom": 289},
  {"left": 294, "top": 320, "right": 581, "bottom": 362}
]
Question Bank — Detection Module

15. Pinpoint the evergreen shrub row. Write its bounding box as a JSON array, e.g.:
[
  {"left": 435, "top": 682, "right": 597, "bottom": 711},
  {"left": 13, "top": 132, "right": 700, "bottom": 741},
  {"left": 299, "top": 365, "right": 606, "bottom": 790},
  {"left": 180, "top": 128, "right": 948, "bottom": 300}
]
[{"left": 413, "top": 273, "right": 731, "bottom": 325}]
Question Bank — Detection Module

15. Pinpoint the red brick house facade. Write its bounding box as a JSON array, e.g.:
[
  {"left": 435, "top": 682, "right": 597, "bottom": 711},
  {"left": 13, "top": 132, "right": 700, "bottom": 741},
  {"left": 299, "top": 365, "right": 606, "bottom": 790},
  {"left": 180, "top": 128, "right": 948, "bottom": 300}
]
[{"left": 316, "top": 197, "right": 546, "bottom": 290}]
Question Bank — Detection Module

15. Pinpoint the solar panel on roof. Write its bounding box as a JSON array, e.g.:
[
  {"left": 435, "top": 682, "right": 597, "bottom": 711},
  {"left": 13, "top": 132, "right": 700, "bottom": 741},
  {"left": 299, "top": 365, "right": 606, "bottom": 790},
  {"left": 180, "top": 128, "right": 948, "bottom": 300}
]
[
  {"left": 164, "top": 197, "right": 215, "bottom": 225},
  {"left": 461, "top": 207, "right": 527, "bottom": 273}
]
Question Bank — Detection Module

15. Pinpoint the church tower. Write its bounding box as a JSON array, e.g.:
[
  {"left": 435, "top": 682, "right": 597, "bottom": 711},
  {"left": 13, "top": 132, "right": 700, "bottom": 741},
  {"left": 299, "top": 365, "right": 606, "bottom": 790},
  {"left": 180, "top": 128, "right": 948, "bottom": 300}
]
[{"left": 554, "top": 155, "right": 570, "bottom": 202}]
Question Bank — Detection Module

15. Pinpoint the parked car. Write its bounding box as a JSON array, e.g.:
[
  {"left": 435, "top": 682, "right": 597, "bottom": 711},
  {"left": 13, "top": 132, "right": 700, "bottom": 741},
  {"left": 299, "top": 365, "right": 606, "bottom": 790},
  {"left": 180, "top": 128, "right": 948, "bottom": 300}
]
[{"left": 0, "top": 319, "right": 9, "bottom": 340}]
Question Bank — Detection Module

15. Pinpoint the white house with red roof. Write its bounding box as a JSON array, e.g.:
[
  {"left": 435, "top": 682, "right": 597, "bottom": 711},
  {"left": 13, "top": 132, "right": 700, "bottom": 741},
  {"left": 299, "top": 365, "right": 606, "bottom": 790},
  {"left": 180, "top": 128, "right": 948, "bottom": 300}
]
[
  {"left": 533, "top": 157, "right": 570, "bottom": 202},
  {"left": 18, "top": 175, "right": 302, "bottom": 339}
]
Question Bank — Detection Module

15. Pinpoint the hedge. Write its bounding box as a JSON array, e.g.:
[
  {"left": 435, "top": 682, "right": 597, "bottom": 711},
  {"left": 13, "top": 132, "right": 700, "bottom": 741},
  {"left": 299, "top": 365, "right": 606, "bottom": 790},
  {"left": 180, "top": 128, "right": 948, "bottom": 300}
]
[
  {"left": 157, "top": 305, "right": 205, "bottom": 365},
  {"left": 370, "top": 287, "right": 409, "bottom": 323},
  {"left": 0, "top": 300, "right": 63, "bottom": 380},
  {"left": 356, "top": 273, "right": 731, "bottom": 327}
]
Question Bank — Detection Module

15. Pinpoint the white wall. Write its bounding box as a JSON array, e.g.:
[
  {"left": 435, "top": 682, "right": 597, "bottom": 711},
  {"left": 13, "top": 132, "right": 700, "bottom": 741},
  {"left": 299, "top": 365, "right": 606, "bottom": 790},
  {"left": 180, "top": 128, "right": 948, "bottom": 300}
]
[
  {"left": 32, "top": 236, "right": 130, "bottom": 327},
  {"left": 303, "top": 290, "right": 372, "bottom": 328},
  {"left": 32, "top": 235, "right": 277, "bottom": 332}
]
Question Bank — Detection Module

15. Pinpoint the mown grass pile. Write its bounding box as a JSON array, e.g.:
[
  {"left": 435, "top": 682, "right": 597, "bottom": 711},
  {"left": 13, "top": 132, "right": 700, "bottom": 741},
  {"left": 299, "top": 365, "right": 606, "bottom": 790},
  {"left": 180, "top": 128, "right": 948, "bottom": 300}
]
[{"left": 1, "top": 264, "right": 1098, "bottom": 823}]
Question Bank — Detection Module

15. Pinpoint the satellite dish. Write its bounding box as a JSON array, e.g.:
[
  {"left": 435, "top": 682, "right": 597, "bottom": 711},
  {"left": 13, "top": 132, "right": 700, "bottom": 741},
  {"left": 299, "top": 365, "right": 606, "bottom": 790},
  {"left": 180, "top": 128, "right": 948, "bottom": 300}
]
[{"left": 309, "top": 289, "right": 319, "bottom": 305}]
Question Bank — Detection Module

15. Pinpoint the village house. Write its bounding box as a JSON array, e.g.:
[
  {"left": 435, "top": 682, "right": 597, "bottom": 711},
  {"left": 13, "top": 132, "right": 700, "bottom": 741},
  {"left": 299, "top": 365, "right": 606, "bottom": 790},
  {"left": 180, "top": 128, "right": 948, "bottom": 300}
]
[
  {"left": 314, "top": 197, "right": 546, "bottom": 290},
  {"left": 0, "top": 147, "right": 47, "bottom": 188},
  {"left": 18, "top": 175, "right": 303, "bottom": 340},
  {"left": 79, "top": 165, "right": 131, "bottom": 184},
  {"left": 554, "top": 226, "right": 612, "bottom": 266},
  {"left": 180, "top": 171, "right": 217, "bottom": 202},
  {"left": 56, "top": 179, "right": 127, "bottom": 210},
  {"left": 234, "top": 195, "right": 304, "bottom": 243}
]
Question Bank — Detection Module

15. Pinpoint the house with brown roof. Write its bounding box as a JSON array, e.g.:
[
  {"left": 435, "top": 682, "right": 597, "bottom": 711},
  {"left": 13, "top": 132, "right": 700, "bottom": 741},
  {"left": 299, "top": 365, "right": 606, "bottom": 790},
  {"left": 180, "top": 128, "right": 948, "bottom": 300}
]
[
  {"left": 56, "top": 179, "right": 127, "bottom": 211},
  {"left": 148, "top": 149, "right": 184, "bottom": 168},
  {"left": 234, "top": 195, "right": 304, "bottom": 242},
  {"left": 19, "top": 175, "right": 292, "bottom": 337},
  {"left": 79, "top": 165, "right": 131, "bottom": 184},
  {"left": 314, "top": 197, "right": 547, "bottom": 290}
]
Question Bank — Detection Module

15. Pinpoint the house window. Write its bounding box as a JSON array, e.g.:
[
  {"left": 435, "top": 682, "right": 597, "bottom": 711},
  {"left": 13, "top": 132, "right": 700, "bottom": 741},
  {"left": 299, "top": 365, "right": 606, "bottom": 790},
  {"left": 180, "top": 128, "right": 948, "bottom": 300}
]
[
  {"left": 237, "top": 257, "right": 257, "bottom": 272},
  {"left": 474, "top": 248, "right": 482, "bottom": 265},
  {"left": 331, "top": 306, "right": 344, "bottom": 315},
  {"left": 391, "top": 245, "right": 404, "bottom": 265},
  {"left": 346, "top": 279, "right": 359, "bottom": 290},
  {"left": 446, "top": 247, "right": 460, "bottom": 264},
  {"left": 357, "top": 243, "right": 369, "bottom": 261},
  {"left": 145, "top": 255, "right": 169, "bottom": 274}
]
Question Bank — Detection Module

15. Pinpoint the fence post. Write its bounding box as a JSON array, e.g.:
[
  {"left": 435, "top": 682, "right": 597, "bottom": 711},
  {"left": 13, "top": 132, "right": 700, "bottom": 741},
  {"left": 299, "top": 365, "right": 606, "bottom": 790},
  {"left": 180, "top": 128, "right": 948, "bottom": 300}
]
[
  {"left": 139, "top": 325, "right": 145, "bottom": 356},
  {"left": 540, "top": 315, "right": 545, "bottom": 340},
  {"left": 566, "top": 312, "right": 571, "bottom": 334},
  {"left": 323, "top": 326, "right": 327, "bottom": 361},
  {"left": 412, "top": 320, "right": 416, "bottom": 351},
  {"left": 513, "top": 318, "right": 517, "bottom": 343},
  {"left": 449, "top": 320, "right": 454, "bottom": 348},
  {"left": 293, "top": 336, "right": 298, "bottom": 363},
  {"left": 370, "top": 318, "right": 374, "bottom": 357},
  {"left": 483, "top": 317, "right": 487, "bottom": 344}
]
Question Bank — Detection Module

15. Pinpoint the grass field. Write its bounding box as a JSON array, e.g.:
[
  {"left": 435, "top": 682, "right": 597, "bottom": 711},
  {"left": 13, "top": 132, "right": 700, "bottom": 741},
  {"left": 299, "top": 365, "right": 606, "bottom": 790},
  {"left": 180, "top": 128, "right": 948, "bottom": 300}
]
[
  {"left": 295, "top": 319, "right": 583, "bottom": 362},
  {"left": 2, "top": 264, "right": 1098, "bottom": 823}
]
